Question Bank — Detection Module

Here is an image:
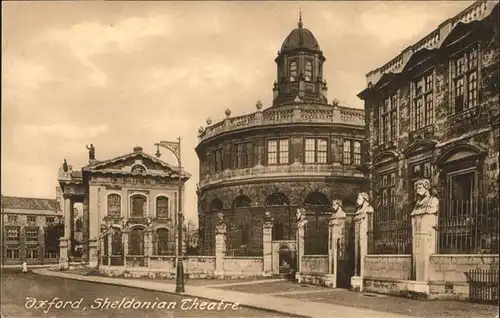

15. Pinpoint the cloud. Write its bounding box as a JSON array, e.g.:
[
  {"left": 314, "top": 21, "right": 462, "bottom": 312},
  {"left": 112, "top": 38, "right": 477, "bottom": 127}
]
[
  {"left": 2, "top": 57, "right": 52, "bottom": 89},
  {"left": 14, "top": 123, "right": 109, "bottom": 140}
]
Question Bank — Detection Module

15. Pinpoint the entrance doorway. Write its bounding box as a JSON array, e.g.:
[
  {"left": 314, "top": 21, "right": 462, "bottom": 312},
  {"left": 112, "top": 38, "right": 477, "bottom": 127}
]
[{"left": 278, "top": 245, "right": 296, "bottom": 278}]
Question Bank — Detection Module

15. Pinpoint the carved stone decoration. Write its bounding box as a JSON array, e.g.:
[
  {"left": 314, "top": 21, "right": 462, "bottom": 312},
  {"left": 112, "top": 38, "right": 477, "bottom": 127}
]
[
  {"left": 354, "top": 192, "right": 374, "bottom": 222},
  {"left": 330, "top": 199, "right": 346, "bottom": 226},
  {"left": 132, "top": 165, "right": 146, "bottom": 174},
  {"left": 86, "top": 144, "right": 95, "bottom": 160},
  {"left": 215, "top": 212, "right": 227, "bottom": 235},
  {"left": 263, "top": 211, "right": 273, "bottom": 226},
  {"left": 296, "top": 208, "right": 307, "bottom": 228},
  {"left": 411, "top": 178, "right": 439, "bottom": 217}
]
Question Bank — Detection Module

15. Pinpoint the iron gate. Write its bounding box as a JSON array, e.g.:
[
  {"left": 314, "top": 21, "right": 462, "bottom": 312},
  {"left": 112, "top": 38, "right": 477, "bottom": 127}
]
[
  {"left": 337, "top": 219, "right": 355, "bottom": 288},
  {"left": 468, "top": 269, "right": 499, "bottom": 304}
]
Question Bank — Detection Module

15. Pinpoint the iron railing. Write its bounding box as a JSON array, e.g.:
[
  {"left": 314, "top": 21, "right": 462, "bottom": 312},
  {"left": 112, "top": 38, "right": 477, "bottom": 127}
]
[
  {"left": 225, "top": 246, "right": 263, "bottom": 257},
  {"left": 437, "top": 198, "right": 499, "bottom": 254},
  {"left": 304, "top": 214, "right": 330, "bottom": 255},
  {"left": 467, "top": 269, "right": 499, "bottom": 304},
  {"left": 368, "top": 205, "right": 412, "bottom": 254}
]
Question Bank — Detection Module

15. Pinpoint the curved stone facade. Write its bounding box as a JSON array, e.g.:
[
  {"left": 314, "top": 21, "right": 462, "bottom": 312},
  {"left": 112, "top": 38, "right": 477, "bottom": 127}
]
[{"left": 195, "top": 18, "right": 367, "bottom": 256}]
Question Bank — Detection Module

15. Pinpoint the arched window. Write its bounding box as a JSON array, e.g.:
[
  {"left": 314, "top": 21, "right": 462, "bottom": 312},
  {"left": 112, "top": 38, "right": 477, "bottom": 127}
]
[
  {"left": 233, "top": 195, "right": 251, "bottom": 208},
  {"left": 289, "top": 61, "right": 297, "bottom": 82},
  {"left": 304, "top": 191, "right": 330, "bottom": 208},
  {"left": 265, "top": 193, "right": 289, "bottom": 206},
  {"left": 129, "top": 227, "right": 144, "bottom": 255},
  {"left": 107, "top": 194, "right": 121, "bottom": 217},
  {"left": 131, "top": 164, "right": 146, "bottom": 174},
  {"left": 111, "top": 228, "right": 123, "bottom": 255},
  {"left": 156, "top": 196, "right": 169, "bottom": 219},
  {"left": 156, "top": 228, "right": 172, "bottom": 255},
  {"left": 130, "top": 195, "right": 147, "bottom": 217},
  {"left": 305, "top": 60, "right": 313, "bottom": 82}
]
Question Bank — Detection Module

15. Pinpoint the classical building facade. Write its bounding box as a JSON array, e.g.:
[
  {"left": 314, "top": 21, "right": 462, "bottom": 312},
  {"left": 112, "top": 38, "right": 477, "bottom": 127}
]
[
  {"left": 196, "top": 17, "right": 367, "bottom": 259},
  {"left": 354, "top": 0, "right": 498, "bottom": 300},
  {"left": 57, "top": 145, "right": 190, "bottom": 268},
  {"left": 1, "top": 194, "right": 63, "bottom": 265}
]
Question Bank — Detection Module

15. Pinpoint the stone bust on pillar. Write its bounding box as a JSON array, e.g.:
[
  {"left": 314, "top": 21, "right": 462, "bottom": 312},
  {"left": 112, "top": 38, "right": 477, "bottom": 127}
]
[
  {"left": 330, "top": 200, "right": 346, "bottom": 226},
  {"left": 264, "top": 211, "right": 273, "bottom": 226},
  {"left": 411, "top": 179, "right": 439, "bottom": 217},
  {"left": 355, "top": 192, "right": 374, "bottom": 221},
  {"left": 215, "top": 212, "right": 227, "bottom": 235},
  {"left": 296, "top": 208, "right": 307, "bottom": 228}
]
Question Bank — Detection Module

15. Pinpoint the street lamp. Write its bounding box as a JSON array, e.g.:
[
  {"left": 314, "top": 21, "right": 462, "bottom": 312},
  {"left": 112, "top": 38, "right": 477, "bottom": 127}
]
[{"left": 154, "top": 137, "right": 185, "bottom": 293}]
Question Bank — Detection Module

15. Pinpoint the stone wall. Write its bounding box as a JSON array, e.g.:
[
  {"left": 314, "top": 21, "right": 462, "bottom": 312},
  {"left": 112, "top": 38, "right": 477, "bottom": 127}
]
[
  {"left": 428, "top": 254, "right": 499, "bottom": 300},
  {"left": 364, "top": 255, "right": 412, "bottom": 280},
  {"left": 301, "top": 255, "right": 328, "bottom": 274},
  {"left": 223, "top": 256, "right": 263, "bottom": 276}
]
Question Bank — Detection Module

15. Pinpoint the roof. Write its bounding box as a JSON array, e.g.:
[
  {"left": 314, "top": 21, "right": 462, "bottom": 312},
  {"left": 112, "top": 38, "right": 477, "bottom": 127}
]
[
  {"left": 83, "top": 149, "right": 191, "bottom": 179},
  {"left": 1, "top": 196, "right": 59, "bottom": 211},
  {"left": 280, "top": 18, "right": 321, "bottom": 53}
]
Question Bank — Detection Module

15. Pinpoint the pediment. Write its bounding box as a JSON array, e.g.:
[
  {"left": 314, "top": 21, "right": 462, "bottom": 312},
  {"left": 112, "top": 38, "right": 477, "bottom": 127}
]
[
  {"left": 373, "top": 72, "right": 398, "bottom": 91},
  {"left": 373, "top": 150, "right": 401, "bottom": 167},
  {"left": 435, "top": 143, "right": 485, "bottom": 167},
  {"left": 84, "top": 151, "right": 190, "bottom": 179},
  {"left": 402, "top": 48, "right": 437, "bottom": 73},
  {"left": 441, "top": 20, "right": 489, "bottom": 48},
  {"left": 403, "top": 139, "right": 437, "bottom": 157}
]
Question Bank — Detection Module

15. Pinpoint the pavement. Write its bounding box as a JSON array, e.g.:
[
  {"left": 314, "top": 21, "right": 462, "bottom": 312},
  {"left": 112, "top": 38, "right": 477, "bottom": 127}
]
[{"left": 32, "top": 268, "right": 417, "bottom": 318}]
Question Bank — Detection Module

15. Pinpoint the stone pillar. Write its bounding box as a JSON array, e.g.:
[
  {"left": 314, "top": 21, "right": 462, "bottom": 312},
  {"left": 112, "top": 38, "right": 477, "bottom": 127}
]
[
  {"left": 88, "top": 238, "right": 98, "bottom": 268},
  {"left": 262, "top": 214, "right": 273, "bottom": 276},
  {"left": 351, "top": 198, "right": 374, "bottom": 292},
  {"left": 145, "top": 228, "right": 153, "bottom": 268},
  {"left": 295, "top": 209, "right": 307, "bottom": 283},
  {"left": 326, "top": 212, "right": 346, "bottom": 288},
  {"left": 123, "top": 230, "right": 129, "bottom": 267},
  {"left": 107, "top": 233, "right": 113, "bottom": 267},
  {"left": 409, "top": 183, "right": 439, "bottom": 296},
  {"left": 59, "top": 238, "right": 69, "bottom": 269},
  {"left": 39, "top": 227, "right": 45, "bottom": 265},
  {"left": 214, "top": 213, "right": 226, "bottom": 278}
]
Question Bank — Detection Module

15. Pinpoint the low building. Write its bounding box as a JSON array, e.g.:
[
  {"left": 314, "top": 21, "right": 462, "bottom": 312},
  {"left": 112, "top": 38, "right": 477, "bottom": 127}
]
[
  {"left": 357, "top": 0, "right": 499, "bottom": 300},
  {"left": 1, "top": 193, "right": 63, "bottom": 265}
]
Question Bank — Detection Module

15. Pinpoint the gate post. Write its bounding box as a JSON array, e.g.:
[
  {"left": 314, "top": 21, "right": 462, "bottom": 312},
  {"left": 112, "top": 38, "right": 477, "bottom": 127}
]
[
  {"left": 295, "top": 208, "right": 308, "bottom": 283},
  {"left": 351, "top": 193, "right": 374, "bottom": 292},
  {"left": 262, "top": 211, "right": 273, "bottom": 276},
  {"left": 327, "top": 200, "right": 346, "bottom": 288},
  {"left": 215, "top": 212, "right": 227, "bottom": 278}
]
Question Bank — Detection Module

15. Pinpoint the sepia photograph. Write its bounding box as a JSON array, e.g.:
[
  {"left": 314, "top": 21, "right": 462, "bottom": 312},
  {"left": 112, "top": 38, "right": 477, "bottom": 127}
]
[{"left": 1, "top": 0, "right": 499, "bottom": 317}]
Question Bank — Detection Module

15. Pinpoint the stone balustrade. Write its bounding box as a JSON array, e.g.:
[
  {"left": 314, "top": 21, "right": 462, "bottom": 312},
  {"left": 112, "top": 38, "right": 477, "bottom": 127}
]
[
  {"left": 198, "top": 105, "right": 365, "bottom": 142},
  {"left": 199, "top": 163, "right": 364, "bottom": 187}
]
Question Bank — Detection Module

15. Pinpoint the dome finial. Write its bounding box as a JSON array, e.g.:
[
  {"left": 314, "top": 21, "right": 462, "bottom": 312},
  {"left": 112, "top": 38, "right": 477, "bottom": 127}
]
[{"left": 298, "top": 9, "right": 303, "bottom": 28}]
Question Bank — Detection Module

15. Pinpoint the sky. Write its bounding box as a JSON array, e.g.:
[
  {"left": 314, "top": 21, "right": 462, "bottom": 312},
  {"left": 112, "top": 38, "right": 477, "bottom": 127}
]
[{"left": 1, "top": 1, "right": 474, "bottom": 223}]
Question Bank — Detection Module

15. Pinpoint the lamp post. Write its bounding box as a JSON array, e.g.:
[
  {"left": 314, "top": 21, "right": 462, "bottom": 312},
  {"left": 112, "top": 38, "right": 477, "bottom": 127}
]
[{"left": 154, "top": 137, "right": 185, "bottom": 293}]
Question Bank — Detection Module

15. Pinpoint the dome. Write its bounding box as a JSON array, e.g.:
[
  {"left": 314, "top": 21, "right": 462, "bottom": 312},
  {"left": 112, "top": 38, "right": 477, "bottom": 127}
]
[{"left": 280, "top": 16, "right": 321, "bottom": 53}]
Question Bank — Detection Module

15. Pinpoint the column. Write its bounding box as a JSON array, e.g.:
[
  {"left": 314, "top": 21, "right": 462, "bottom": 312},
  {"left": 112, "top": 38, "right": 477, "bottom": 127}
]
[
  {"left": 262, "top": 218, "right": 273, "bottom": 276},
  {"left": 326, "top": 213, "right": 346, "bottom": 288},
  {"left": 214, "top": 214, "right": 226, "bottom": 278},
  {"left": 351, "top": 205, "right": 373, "bottom": 292},
  {"left": 88, "top": 238, "right": 98, "bottom": 268},
  {"left": 59, "top": 197, "right": 72, "bottom": 268},
  {"left": 39, "top": 227, "right": 45, "bottom": 265},
  {"left": 295, "top": 211, "right": 307, "bottom": 283},
  {"left": 145, "top": 229, "right": 153, "bottom": 268},
  {"left": 82, "top": 193, "right": 89, "bottom": 262}
]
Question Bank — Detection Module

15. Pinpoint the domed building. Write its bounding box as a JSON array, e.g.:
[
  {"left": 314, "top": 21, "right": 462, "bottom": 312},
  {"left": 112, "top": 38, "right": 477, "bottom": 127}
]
[{"left": 195, "top": 16, "right": 367, "bottom": 260}]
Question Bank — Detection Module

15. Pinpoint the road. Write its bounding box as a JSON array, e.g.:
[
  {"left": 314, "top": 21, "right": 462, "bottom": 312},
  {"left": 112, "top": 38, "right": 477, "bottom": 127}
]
[{"left": 1, "top": 269, "right": 291, "bottom": 317}]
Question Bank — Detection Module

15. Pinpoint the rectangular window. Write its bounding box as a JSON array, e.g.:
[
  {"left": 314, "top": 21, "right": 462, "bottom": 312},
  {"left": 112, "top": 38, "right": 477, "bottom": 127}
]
[
  {"left": 379, "top": 93, "right": 398, "bottom": 143},
  {"left": 25, "top": 227, "right": 39, "bottom": 241},
  {"left": 7, "top": 215, "right": 17, "bottom": 222},
  {"left": 267, "top": 139, "right": 289, "bottom": 165},
  {"left": 6, "top": 227, "right": 20, "bottom": 241},
  {"left": 6, "top": 247, "right": 20, "bottom": 259},
  {"left": 26, "top": 246, "right": 39, "bottom": 259},
  {"left": 379, "top": 170, "right": 397, "bottom": 209},
  {"left": 413, "top": 73, "right": 434, "bottom": 130},
  {"left": 45, "top": 217, "right": 55, "bottom": 224},
  {"left": 305, "top": 138, "right": 328, "bottom": 164},
  {"left": 451, "top": 47, "right": 479, "bottom": 113},
  {"left": 343, "top": 140, "right": 362, "bottom": 166},
  {"left": 27, "top": 216, "right": 36, "bottom": 223},
  {"left": 235, "top": 143, "right": 244, "bottom": 168}
]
